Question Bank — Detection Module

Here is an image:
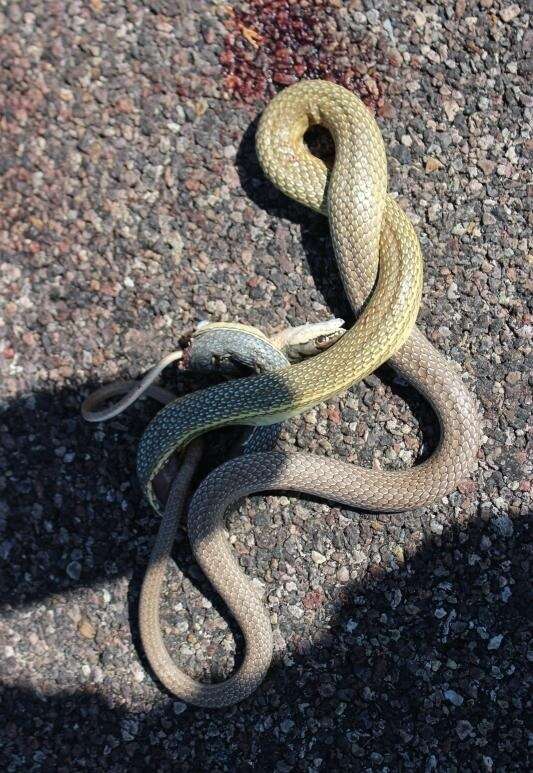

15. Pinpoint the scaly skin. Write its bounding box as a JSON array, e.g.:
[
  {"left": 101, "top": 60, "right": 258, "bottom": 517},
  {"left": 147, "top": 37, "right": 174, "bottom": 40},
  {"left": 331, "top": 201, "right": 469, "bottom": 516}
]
[
  {"left": 135, "top": 81, "right": 482, "bottom": 707},
  {"left": 136, "top": 81, "right": 424, "bottom": 514}
]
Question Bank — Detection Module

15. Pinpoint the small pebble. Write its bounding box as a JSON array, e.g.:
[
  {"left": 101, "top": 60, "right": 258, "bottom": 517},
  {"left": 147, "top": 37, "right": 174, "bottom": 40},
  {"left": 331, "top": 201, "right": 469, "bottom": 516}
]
[
  {"left": 456, "top": 720, "right": 474, "bottom": 740},
  {"left": 444, "top": 689, "right": 464, "bottom": 706},
  {"left": 66, "top": 561, "right": 82, "bottom": 581}
]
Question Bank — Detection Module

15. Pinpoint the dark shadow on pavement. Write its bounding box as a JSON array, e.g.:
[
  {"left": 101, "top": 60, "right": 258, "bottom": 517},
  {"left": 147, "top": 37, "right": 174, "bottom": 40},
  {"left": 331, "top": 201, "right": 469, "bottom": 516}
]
[{"left": 2, "top": 503, "right": 530, "bottom": 770}]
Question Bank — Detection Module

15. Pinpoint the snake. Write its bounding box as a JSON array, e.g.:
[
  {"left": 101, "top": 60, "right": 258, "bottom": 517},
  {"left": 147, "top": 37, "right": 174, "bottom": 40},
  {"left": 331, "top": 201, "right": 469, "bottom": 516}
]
[
  {"left": 136, "top": 80, "right": 424, "bottom": 513},
  {"left": 83, "top": 80, "right": 482, "bottom": 707}
]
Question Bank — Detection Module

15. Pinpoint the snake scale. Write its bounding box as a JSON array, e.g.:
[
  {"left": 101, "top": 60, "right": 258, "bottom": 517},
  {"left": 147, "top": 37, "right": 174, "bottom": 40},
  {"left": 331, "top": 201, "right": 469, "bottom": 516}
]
[{"left": 85, "top": 80, "right": 482, "bottom": 707}]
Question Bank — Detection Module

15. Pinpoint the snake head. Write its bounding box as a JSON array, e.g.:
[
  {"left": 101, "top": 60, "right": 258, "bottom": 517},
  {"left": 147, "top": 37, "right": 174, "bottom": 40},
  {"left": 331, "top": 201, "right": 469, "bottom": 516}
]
[
  {"left": 185, "top": 317, "right": 346, "bottom": 377},
  {"left": 270, "top": 318, "right": 346, "bottom": 362}
]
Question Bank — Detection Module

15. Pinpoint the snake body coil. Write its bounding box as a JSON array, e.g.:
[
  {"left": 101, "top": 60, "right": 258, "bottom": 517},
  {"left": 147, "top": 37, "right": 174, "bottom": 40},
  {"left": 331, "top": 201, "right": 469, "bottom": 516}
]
[
  {"left": 131, "top": 81, "right": 482, "bottom": 707},
  {"left": 137, "top": 81, "right": 424, "bottom": 512}
]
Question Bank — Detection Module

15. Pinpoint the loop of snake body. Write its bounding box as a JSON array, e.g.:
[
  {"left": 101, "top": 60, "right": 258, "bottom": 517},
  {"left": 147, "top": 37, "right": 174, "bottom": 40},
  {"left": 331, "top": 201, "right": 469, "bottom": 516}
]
[
  {"left": 84, "top": 80, "right": 482, "bottom": 707},
  {"left": 136, "top": 81, "right": 425, "bottom": 513}
]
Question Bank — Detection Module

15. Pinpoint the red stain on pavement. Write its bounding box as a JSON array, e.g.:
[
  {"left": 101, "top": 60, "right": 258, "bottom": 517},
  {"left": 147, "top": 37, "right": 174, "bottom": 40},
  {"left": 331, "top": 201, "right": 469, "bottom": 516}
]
[{"left": 220, "top": 0, "right": 385, "bottom": 111}]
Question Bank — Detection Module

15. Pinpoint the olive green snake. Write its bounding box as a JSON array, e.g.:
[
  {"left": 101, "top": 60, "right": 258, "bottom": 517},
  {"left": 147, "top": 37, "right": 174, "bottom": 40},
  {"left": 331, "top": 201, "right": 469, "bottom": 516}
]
[{"left": 82, "top": 81, "right": 482, "bottom": 707}]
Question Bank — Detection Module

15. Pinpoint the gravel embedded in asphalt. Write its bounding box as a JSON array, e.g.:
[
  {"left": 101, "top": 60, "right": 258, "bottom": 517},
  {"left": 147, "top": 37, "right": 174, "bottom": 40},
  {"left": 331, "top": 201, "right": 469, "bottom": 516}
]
[{"left": 0, "top": 1, "right": 531, "bottom": 770}]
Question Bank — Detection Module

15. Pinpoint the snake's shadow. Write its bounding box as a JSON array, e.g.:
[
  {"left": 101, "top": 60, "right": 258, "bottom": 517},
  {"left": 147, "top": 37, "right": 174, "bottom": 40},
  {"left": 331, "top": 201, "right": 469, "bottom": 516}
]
[{"left": 235, "top": 117, "right": 439, "bottom": 461}]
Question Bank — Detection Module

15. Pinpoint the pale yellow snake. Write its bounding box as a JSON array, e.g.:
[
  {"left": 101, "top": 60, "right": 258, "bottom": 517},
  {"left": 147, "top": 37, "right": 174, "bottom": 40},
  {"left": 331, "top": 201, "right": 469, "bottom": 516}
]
[{"left": 84, "top": 81, "right": 482, "bottom": 707}]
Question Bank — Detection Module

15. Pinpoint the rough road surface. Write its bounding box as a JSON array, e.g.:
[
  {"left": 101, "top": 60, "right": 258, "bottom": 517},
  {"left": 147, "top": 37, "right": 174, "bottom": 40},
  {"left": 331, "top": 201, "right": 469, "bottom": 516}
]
[{"left": 1, "top": 1, "right": 530, "bottom": 770}]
